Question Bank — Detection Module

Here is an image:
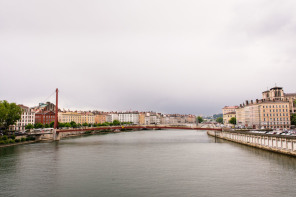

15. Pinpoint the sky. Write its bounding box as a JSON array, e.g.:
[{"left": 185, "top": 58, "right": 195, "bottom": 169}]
[{"left": 0, "top": 0, "right": 296, "bottom": 115}]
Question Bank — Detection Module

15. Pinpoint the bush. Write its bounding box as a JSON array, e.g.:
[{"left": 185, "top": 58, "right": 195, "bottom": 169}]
[
  {"left": 2, "top": 135, "right": 8, "bottom": 140},
  {"left": 11, "top": 135, "right": 15, "bottom": 140},
  {"left": 0, "top": 140, "right": 5, "bottom": 144},
  {"left": 8, "top": 139, "right": 15, "bottom": 144},
  {"left": 21, "top": 137, "right": 26, "bottom": 142},
  {"left": 15, "top": 139, "right": 20, "bottom": 143},
  {"left": 84, "top": 131, "right": 92, "bottom": 134}
]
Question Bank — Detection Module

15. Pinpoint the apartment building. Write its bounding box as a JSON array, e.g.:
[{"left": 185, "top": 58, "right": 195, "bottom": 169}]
[
  {"left": 222, "top": 106, "right": 238, "bottom": 124},
  {"left": 12, "top": 105, "right": 35, "bottom": 131}
]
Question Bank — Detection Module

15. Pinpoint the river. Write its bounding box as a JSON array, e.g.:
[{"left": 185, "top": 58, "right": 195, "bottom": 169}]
[{"left": 1, "top": 130, "right": 296, "bottom": 197}]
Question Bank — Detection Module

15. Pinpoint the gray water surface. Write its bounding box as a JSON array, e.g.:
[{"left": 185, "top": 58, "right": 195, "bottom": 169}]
[{"left": 1, "top": 130, "right": 296, "bottom": 197}]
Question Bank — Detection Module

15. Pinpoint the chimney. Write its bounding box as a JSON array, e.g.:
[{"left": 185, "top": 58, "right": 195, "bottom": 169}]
[
  {"left": 251, "top": 100, "right": 253, "bottom": 104},
  {"left": 246, "top": 100, "right": 249, "bottom": 105},
  {"left": 256, "top": 99, "right": 259, "bottom": 103}
]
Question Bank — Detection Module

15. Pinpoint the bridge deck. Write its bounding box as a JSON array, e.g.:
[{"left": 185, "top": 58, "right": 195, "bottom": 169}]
[{"left": 57, "top": 126, "right": 222, "bottom": 133}]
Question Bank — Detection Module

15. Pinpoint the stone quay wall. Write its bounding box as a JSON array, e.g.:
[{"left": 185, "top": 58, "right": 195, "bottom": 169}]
[{"left": 207, "top": 130, "right": 296, "bottom": 157}]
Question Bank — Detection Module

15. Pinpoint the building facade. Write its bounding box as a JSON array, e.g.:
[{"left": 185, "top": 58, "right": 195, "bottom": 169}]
[
  {"left": 12, "top": 105, "right": 35, "bottom": 131},
  {"left": 222, "top": 106, "right": 238, "bottom": 124}
]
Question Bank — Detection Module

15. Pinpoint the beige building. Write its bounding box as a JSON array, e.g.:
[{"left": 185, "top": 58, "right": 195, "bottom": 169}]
[
  {"left": 58, "top": 112, "right": 82, "bottom": 124},
  {"left": 236, "top": 100, "right": 291, "bottom": 129},
  {"left": 262, "top": 86, "right": 296, "bottom": 114},
  {"left": 222, "top": 106, "right": 238, "bottom": 124},
  {"left": 95, "top": 114, "right": 107, "bottom": 124}
]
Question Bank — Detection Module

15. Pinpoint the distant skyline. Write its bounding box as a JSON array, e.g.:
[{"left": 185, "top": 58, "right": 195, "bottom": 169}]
[{"left": 1, "top": 0, "right": 296, "bottom": 115}]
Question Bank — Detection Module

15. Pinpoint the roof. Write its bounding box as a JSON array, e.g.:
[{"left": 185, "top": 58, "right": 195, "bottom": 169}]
[
  {"left": 223, "top": 106, "right": 238, "bottom": 109},
  {"left": 270, "top": 86, "right": 283, "bottom": 90},
  {"left": 284, "top": 93, "right": 296, "bottom": 97}
]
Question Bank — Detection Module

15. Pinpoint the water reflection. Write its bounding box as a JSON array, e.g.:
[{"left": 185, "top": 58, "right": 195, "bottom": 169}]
[{"left": 1, "top": 130, "right": 296, "bottom": 197}]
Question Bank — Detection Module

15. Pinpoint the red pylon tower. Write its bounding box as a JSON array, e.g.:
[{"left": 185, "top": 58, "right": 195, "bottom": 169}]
[{"left": 54, "top": 88, "right": 58, "bottom": 129}]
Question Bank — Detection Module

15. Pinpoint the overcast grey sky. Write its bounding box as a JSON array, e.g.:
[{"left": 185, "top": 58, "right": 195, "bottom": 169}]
[{"left": 0, "top": 0, "right": 296, "bottom": 115}]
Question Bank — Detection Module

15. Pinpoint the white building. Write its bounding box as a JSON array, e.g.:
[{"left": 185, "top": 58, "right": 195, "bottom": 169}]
[
  {"left": 106, "top": 113, "right": 119, "bottom": 123},
  {"left": 13, "top": 105, "right": 35, "bottom": 131},
  {"left": 119, "top": 112, "right": 139, "bottom": 124}
]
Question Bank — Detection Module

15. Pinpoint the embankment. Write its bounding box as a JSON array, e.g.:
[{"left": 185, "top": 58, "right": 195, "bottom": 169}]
[{"left": 207, "top": 130, "right": 296, "bottom": 157}]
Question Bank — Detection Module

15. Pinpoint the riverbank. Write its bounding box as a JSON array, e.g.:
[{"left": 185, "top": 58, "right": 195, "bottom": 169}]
[
  {"left": 207, "top": 130, "right": 296, "bottom": 157},
  {"left": 0, "top": 128, "right": 138, "bottom": 148}
]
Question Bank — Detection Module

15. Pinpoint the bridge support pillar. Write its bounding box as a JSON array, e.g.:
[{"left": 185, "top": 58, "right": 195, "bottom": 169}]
[
  {"left": 53, "top": 129, "right": 60, "bottom": 141},
  {"left": 35, "top": 135, "right": 42, "bottom": 141}
]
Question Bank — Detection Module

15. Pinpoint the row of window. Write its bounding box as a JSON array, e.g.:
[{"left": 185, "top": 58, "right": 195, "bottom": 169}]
[
  {"left": 263, "top": 117, "right": 290, "bottom": 122},
  {"left": 263, "top": 113, "right": 289, "bottom": 117},
  {"left": 263, "top": 109, "right": 288, "bottom": 112},
  {"left": 262, "top": 105, "right": 288, "bottom": 109}
]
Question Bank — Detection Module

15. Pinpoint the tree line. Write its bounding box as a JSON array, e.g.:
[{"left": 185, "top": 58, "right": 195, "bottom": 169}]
[{"left": 25, "top": 120, "right": 133, "bottom": 130}]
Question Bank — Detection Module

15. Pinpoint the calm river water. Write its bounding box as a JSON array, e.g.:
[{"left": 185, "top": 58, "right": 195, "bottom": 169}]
[{"left": 1, "top": 130, "right": 296, "bottom": 197}]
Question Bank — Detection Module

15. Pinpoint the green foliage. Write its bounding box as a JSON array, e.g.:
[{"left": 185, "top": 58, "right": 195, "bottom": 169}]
[
  {"left": 70, "top": 121, "right": 77, "bottom": 128},
  {"left": 2, "top": 135, "right": 8, "bottom": 140},
  {"left": 21, "top": 137, "right": 26, "bottom": 142},
  {"left": 34, "top": 122, "right": 44, "bottom": 129},
  {"left": 229, "top": 117, "right": 236, "bottom": 125},
  {"left": 291, "top": 114, "right": 296, "bottom": 125},
  {"left": 213, "top": 113, "right": 223, "bottom": 119},
  {"left": 50, "top": 121, "right": 55, "bottom": 128},
  {"left": 58, "top": 122, "right": 65, "bottom": 128},
  {"left": 0, "top": 100, "right": 23, "bottom": 130},
  {"left": 11, "top": 135, "right": 15, "bottom": 140},
  {"left": 15, "top": 139, "right": 20, "bottom": 143},
  {"left": 197, "top": 116, "right": 204, "bottom": 123},
  {"left": 25, "top": 124, "right": 34, "bottom": 130},
  {"left": 216, "top": 117, "right": 223, "bottom": 124},
  {"left": 44, "top": 124, "right": 50, "bottom": 128},
  {"left": 113, "top": 120, "right": 120, "bottom": 126},
  {"left": 77, "top": 123, "right": 82, "bottom": 128},
  {"left": 84, "top": 131, "right": 92, "bottom": 134},
  {"left": 0, "top": 140, "right": 5, "bottom": 144},
  {"left": 64, "top": 123, "right": 71, "bottom": 128},
  {"left": 82, "top": 122, "right": 88, "bottom": 127},
  {"left": 8, "top": 139, "right": 15, "bottom": 143}
]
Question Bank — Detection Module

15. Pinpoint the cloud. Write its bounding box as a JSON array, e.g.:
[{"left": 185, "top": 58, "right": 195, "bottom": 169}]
[{"left": 1, "top": 0, "right": 296, "bottom": 115}]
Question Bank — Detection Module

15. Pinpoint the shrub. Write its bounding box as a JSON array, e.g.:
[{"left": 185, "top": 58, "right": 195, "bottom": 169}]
[
  {"left": 84, "top": 131, "right": 92, "bottom": 134},
  {"left": 21, "top": 137, "right": 26, "bottom": 142},
  {"left": 11, "top": 135, "right": 15, "bottom": 140},
  {"left": 15, "top": 139, "right": 20, "bottom": 143},
  {"left": 2, "top": 135, "right": 8, "bottom": 140},
  {"left": 0, "top": 140, "right": 5, "bottom": 144},
  {"left": 8, "top": 139, "right": 15, "bottom": 144}
]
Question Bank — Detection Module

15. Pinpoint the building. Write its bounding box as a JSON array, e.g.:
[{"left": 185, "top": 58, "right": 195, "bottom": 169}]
[
  {"left": 80, "top": 112, "right": 95, "bottom": 124},
  {"left": 118, "top": 112, "right": 139, "bottom": 124},
  {"left": 95, "top": 114, "right": 107, "bottom": 124},
  {"left": 105, "top": 113, "right": 119, "bottom": 123},
  {"left": 35, "top": 111, "right": 55, "bottom": 125},
  {"left": 222, "top": 106, "right": 238, "bottom": 124},
  {"left": 262, "top": 87, "right": 296, "bottom": 114},
  {"left": 58, "top": 112, "right": 82, "bottom": 124},
  {"left": 12, "top": 105, "right": 35, "bottom": 131},
  {"left": 236, "top": 99, "right": 291, "bottom": 129}
]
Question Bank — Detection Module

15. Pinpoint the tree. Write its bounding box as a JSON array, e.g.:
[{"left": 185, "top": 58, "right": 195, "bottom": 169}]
[
  {"left": 50, "top": 121, "right": 55, "bottom": 128},
  {"left": 197, "top": 116, "right": 204, "bottom": 123},
  {"left": 64, "top": 123, "right": 71, "bottom": 128},
  {"left": 82, "top": 122, "right": 88, "bottom": 127},
  {"left": 25, "top": 124, "right": 34, "bottom": 130},
  {"left": 216, "top": 117, "right": 223, "bottom": 124},
  {"left": 291, "top": 114, "right": 296, "bottom": 126},
  {"left": 0, "top": 100, "right": 23, "bottom": 130},
  {"left": 44, "top": 124, "right": 50, "bottom": 128},
  {"left": 70, "top": 121, "right": 77, "bottom": 128},
  {"left": 34, "top": 122, "right": 44, "bottom": 129},
  {"left": 229, "top": 117, "right": 236, "bottom": 125},
  {"left": 113, "top": 120, "right": 120, "bottom": 126}
]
